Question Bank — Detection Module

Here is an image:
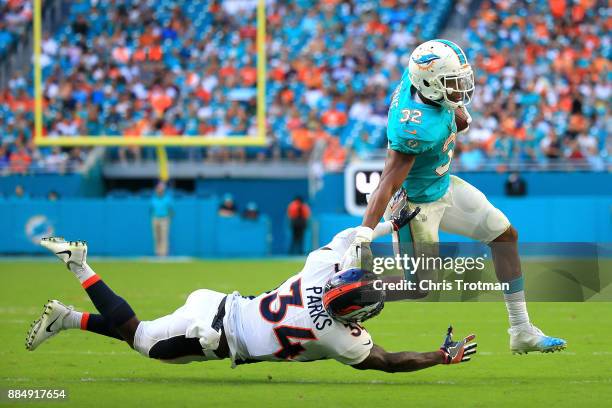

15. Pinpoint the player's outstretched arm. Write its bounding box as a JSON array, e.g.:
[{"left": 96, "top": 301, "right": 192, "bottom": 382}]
[
  {"left": 353, "top": 344, "right": 443, "bottom": 373},
  {"left": 353, "top": 327, "right": 477, "bottom": 373}
]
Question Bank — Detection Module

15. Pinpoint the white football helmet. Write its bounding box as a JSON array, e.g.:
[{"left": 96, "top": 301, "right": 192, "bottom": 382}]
[{"left": 408, "top": 39, "right": 474, "bottom": 110}]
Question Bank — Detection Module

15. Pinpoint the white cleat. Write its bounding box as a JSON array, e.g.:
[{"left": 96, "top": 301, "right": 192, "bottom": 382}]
[
  {"left": 26, "top": 300, "right": 73, "bottom": 351},
  {"left": 509, "top": 323, "right": 567, "bottom": 354},
  {"left": 40, "top": 237, "right": 88, "bottom": 270}
]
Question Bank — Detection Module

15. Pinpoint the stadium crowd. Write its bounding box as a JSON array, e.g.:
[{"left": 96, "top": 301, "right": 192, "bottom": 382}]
[
  {"left": 0, "top": 0, "right": 609, "bottom": 174},
  {"left": 39, "top": 0, "right": 257, "bottom": 139},
  {"left": 0, "top": 0, "right": 32, "bottom": 56},
  {"left": 461, "top": 0, "right": 610, "bottom": 170}
]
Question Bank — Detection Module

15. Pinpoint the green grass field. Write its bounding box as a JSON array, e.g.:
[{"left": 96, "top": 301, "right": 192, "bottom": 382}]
[{"left": 1, "top": 259, "right": 611, "bottom": 407}]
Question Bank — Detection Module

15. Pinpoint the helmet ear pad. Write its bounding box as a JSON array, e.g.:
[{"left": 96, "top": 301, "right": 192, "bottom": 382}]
[{"left": 411, "top": 71, "right": 444, "bottom": 102}]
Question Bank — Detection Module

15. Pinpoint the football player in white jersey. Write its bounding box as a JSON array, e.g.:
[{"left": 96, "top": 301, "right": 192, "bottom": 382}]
[{"left": 26, "top": 208, "right": 477, "bottom": 372}]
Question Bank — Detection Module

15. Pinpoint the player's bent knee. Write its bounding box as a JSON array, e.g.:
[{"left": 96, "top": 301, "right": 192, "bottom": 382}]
[
  {"left": 493, "top": 225, "right": 518, "bottom": 243},
  {"left": 119, "top": 317, "right": 140, "bottom": 348}
]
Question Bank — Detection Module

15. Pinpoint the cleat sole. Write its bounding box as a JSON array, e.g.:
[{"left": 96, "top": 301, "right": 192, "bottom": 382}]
[{"left": 512, "top": 343, "right": 566, "bottom": 355}]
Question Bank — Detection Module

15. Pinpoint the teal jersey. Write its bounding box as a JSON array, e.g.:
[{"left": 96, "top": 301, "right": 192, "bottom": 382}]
[
  {"left": 387, "top": 70, "right": 457, "bottom": 203},
  {"left": 151, "top": 194, "right": 173, "bottom": 218}
]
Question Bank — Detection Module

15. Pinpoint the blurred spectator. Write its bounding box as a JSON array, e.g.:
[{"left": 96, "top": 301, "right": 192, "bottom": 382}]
[
  {"left": 292, "top": 122, "right": 331, "bottom": 154},
  {"left": 218, "top": 194, "right": 237, "bottom": 217},
  {"left": 459, "top": 142, "right": 486, "bottom": 170},
  {"left": 14, "top": 184, "right": 26, "bottom": 199},
  {"left": 287, "top": 196, "right": 310, "bottom": 255},
  {"left": 540, "top": 131, "right": 562, "bottom": 160},
  {"left": 44, "top": 147, "right": 68, "bottom": 173},
  {"left": 71, "top": 14, "right": 89, "bottom": 37},
  {"left": 0, "top": 144, "right": 9, "bottom": 173},
  {"left": 66, "top": 148, "right": 84, "bottom": 169},
  {"left": 576, "top": 132, "right": 604, "bottom": 170},
  {"left": 47, "top": 190, "right": 59, "bottom": 201},
  {"left": 321, "top": 101, "right": 348, "bottom": 130},
  {"left": 350, "top": 131, "right": 376, "bottom": 160},
  {"left": 9, "top": 144, "right": 31, "bottom": 174},
  {"left": 242, "top": 202, "right": 259, "bottom": 220},
  {"left": 322, "top": 137, "right": 347, "bottom": 171},
  {"left": 118, "top": 146, "right": 143, "bottom": 164},
  {"left": 150, "top": 182, "right": 173, "bottom": 257},
  {"left": 505, "top": 172, "right": 527, "bottom": 197}
]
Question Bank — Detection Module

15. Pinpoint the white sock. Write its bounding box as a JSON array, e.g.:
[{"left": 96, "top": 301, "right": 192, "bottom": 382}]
[
  {"left": 68, "top": 262, "right": 96, "bottom": 284},
  {"left": 62, "top": 310, "right": 83, "bottom": 330},
  {"left": 504, "top": 290, "right": 530, "bottom": 328}
]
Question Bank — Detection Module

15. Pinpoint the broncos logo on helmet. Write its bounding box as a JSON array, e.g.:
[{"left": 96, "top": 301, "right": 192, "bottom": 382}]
[{"left": 322, "top": 268, "right": 385, "bottom": 324}]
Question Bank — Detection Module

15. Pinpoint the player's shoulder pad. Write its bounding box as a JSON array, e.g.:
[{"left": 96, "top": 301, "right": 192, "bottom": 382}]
[{"left": 388, "top": 121, "right": 436, "bottom": 155}]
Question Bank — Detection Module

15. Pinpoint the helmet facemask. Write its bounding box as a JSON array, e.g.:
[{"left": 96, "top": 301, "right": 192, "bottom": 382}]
[{"left": 437, "top": 67, "right": 474, "bottom": 110}]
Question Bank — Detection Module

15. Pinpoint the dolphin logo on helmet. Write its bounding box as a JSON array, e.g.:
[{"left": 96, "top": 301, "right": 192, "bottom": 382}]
[{"left": 412, "top": 53, "right": 441, "bottom": 70}]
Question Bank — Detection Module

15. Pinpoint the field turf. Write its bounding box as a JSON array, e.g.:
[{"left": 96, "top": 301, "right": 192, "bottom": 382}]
[{"left": 1, "top": 259, "right": 611, "bottom": 407}]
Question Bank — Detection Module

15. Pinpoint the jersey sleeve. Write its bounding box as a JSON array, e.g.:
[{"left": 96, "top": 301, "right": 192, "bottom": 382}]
[
  {"left": 333, "top": 339, "right": 373, "bottom": 365},
  {"left": 322, "top": 227, "right": 357, "bottom": 257},
  {"left": 324, "top": 324, "right": 374, "bottom": 365},
  {"left": 387, "top": 123, "right": 436, "bottom": 155}
]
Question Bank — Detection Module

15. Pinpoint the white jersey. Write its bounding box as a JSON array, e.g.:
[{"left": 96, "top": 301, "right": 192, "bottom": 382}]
[{"left": 223, "top": 228, "right": 373, "bottom": 366}]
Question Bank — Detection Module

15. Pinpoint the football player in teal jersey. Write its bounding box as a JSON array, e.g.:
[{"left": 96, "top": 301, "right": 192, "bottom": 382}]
[{"left": 341, "top": 39, "right": 566, "bottom": 355}]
